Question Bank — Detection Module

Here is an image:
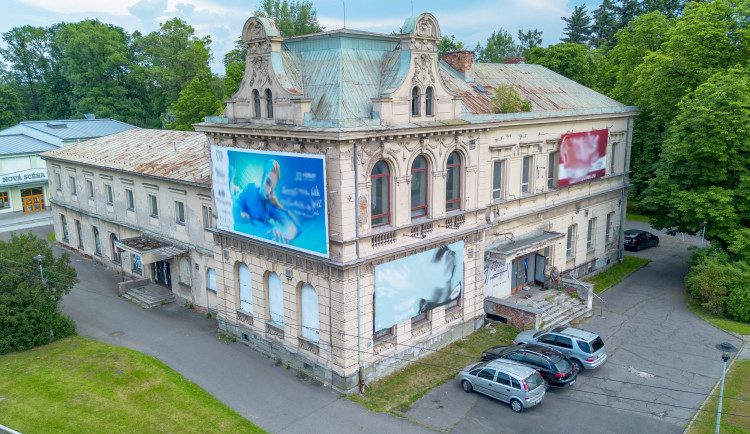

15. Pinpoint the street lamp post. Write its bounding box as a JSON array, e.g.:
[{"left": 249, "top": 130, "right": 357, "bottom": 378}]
[
  {"left": 33, "top": 254, "right": 44, "bottom": 281},
  {"left": 715, "top": 342, "right": 738, "bottom": 434}
]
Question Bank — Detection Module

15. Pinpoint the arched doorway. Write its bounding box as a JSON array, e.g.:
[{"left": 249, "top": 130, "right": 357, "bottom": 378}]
[{"left": 20, "top": 187, "right": 45, "bottom": 213}]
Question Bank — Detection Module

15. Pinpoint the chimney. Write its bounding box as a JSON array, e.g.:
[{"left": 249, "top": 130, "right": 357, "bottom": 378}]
[{"left": 441, "top": 50, "right": 475, "bottom": 82}]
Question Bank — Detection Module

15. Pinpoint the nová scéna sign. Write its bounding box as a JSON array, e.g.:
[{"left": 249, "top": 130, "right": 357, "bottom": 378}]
[{"left": 0, "top": 168, "right": 48, "bottom": 187}]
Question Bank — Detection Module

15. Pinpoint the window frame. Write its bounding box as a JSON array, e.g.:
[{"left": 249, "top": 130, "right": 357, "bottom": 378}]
[
  {"left": 373, "top": 326, "right": 394, "bottom": 342},
  {"left": 265, "top": 89, "right": 273, "bottom": 119},
  {"left": 410, "top": 155, "right": 428, "bottom": 219},
  {"left": 605, "top": 212, "right": 614, "bottom": 244},
  {"left": 492, "top": 160, "right": 504, "bottom": 201},
  {"left": 566, "top": 224, "right": 577, "bottom": 259},
  {"left": 521, "top": 155, "right": 532, "bottom": 194},
  {"left": 202, "top": 205, "right": 212, "bottom": 229},
  {"left": 0, "top": 191, "right": 9, "bottom": 208},
  {"left": 110, "top": 233, "right": 121, "bottom": 263},
  {"left": 60, "top": 214, "right": 69, "bottom": 242},
  {"left": 55, "top": 172, "right": 62, "bottom": 191},
  {"left": 93, "top": 226, "right": 101, "bottom": 255},
  {"left": 149, "top": 194, "right": 159, "bottom": 218},
  {"left": 132, "top": 253, "right": 142, "bottom": 275},
  {"left": 238, "top": 262, "right": 253, "bottom": 314},
  {"left": 370, "top": 160, "right": 391, "bottom": 228},
  {"left": 267, "top": 272, "right": 284, "bottom": 327},
  {"left": 105, "top": 184, "right": 113, "bottom": 205},
  {"left": 86, "top": 179, "right": 94, "bottom": 199},
  {"left": 178, "top": 257, "right": 191, "bottom": 286},
  {"left": 175, "top": 200, "right": 185, "bottom": 225},
  {"left": 253, "top": 89, "right": 261, "bottom": 119},
  {"left": 425, "top": 86, "right": 434, "bottom": 116},
  {"left": 587, "top": 218, "right": 596, "bottom": 251},
  {"left": 75, "top": 219, "right": 83, "bottom": 248},
  {"left": 411, "top": 86, "right": 421, "bottom": 116},
  {"left": 547, "top": 152, "right": 558, "bottom": 189},
  {"left": 300, "top": 283, "right": 320, "bottom": 343},
  {"left": 69, "top": 176, "right": 77, "bottom": 196},
  {"left": 610, "top": 142, "right": 618, "bottom": 174},
  {"left": 206, "top": 268, "right": 217, "bottom": 292},
  {"left": 445, "top": 151, "right": 461, "bottom": 211},
  {"left": 126, "top": 189, "right": 134, "bottom": 211}
]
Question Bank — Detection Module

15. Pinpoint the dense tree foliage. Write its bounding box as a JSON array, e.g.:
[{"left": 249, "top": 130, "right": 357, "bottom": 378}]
[
  {"left": 686, "top": 249, "right": 750, "bottom": 322},
  {"left": 562, "top": 6, "right": 593, "bottom": 44},
  {"left": 526, "top": 43, "right": 604, "bottom": 90},
  {"left": 253, "top": 0, "right": 323, "bottom": 37},
  {"left": 0, "top": 233, "right": 78, "bottom": 354},
  {"left": 438, "top": 35, "right": 464, "bottom": 54},
  {"left": 0, "top": 85, "right": 25, "bottom": 129},
  {"left": 517, "top": 29, "right": 543, "bottom": 57},
  {"left": 491, "top": 85, "right": 532, "bottom": 113},
  {"left": 474, "top": 29, "right": 521, "bottom": 62}
]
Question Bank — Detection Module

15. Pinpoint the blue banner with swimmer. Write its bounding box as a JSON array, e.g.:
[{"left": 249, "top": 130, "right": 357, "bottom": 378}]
[
  {"left": 211, "top": 145, "right": 329, "bottom": 257},
  {"left": 374, "top": 241, "right": 464, "bottom": 332}
]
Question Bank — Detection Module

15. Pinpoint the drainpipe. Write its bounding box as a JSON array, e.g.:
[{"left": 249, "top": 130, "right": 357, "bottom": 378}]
[
  {"left": 353, "top": 141, "right": 363, "bottom": 392},
  {"left": 618, "top": 118, "right": 632, "bottom": 263}
]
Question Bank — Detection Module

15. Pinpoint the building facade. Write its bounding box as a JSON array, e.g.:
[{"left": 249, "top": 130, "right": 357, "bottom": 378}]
[
  {"left": 0, "top": 118, "right": 136, "bottom": 216},
  {"left": 195, "top": 13, "right": 637, "bottom": 394},
  {"left": 41, "top": 129, "right": 218, "bottom": 310}
]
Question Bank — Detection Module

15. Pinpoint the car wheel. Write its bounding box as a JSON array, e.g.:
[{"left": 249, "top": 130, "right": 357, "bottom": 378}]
[
  {"left": 572, "top": 359, "right": 584, "bottom": 373},
  {"left": 461, "top": 380, "right": 473, "bottom": 393},
  {"left": 510, "top": 398, "right": 524, "bottom": 413},
  {"left": 543, "top": 380, "right": 549, "bottom": 390},
  {"left": 635, "top": 243, "right": 641, "bottom": 252}
]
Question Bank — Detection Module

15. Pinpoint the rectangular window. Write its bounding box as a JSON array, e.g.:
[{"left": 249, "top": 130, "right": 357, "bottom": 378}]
[
  {"left": 86, "top": 180, "right": 93, "bottom": 199},
  {"left": 587, "top": 218, "right": 596, "bottom": 250},
  {"left": 567, "top": 224, "right": 577, "bottom": 259},
  {"left": 70, "top": 176, "right": 77, "bottom": 196},
  {"left": 547, "top": 152, "right": 558, "bottom": 189},
  {"left": 202, "top": 205, "right": 212, "bottom": 229},
  {"left": 56, "top": 173, "right": 62, "bottom": 191},
  {"left": 149, "top": 194, "right": 158, "bottom": 217},
  {"left": 521, "top": 156, "right": 531, "bottom": 194},
  {"left": 610, "top": 142, "right": 618, "bottom": 174},
  {"left": 60, "top": 215, "right": 69, "bottom": 242},
  {"left": 605, "top": 212, "right": 614, "bottom": 244},
  {"left": 132, "top": 254, "right": 142, "bottom": 275},
  {"left": 0, "top": 191, "right": 9, "bottom": 208},
  {"left": 76, "top": 220, "right": 83, "bottom": 248},
  {"left": 492, "top": 160, "right": 503, "bottom": 200},
  {"left": 175, "top": 200, "right": 185, "bottom": 225},
  {"left": 373, "top": 327, "right": 394, "bottom": 342},
  {"left": 126, "top": 189, "right": 134, "bottom": 211},
  {"left": 105, "top": 184, "right": 113, "bottom": 204}
]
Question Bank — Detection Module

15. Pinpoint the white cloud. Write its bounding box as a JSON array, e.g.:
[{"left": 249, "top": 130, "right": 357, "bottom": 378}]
[{"left": 18, "top": 0, "right": 141, "bottom": 16}]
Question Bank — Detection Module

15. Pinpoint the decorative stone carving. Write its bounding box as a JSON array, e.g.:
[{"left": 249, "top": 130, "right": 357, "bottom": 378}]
[
  {"left": 445, "top": 308, "right": 463, "bottom": 323},
  {"left": 412, "top": 54, "right": 435, "bottom": 87},
  {"left": 249, "top": 56, "right": 270, "bottom": 88},
  {"left": 298, "top": 337, "right": 320, "bottom": 355},
  {"left": 416, "top": 17, "right": 437, "bottom": 38},
  {"left": 373, "top": 337, "right": 397, "bottom": 355},
  {"left": 411, "top": 322, "right": 431, "bottom": 338},
  {"left": 266, "top": 321, "right": 284, "bottom": 339},
  {"left": 246, "top": 20, "right": 267, "bottom": 41}
]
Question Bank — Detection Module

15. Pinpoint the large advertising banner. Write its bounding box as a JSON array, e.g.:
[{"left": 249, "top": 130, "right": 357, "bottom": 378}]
[
  {"left": 558, "top": 129, "right": 609, "bottom": 187},
  {"left": 211, "top": 145, "right": 329, "bottom": 257},
  {"left": 374, "top": 241, "right": 464, "bottom": 332}
]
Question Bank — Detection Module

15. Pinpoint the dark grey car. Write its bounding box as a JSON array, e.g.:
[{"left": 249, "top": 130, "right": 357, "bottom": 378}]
[{"left": 513, "top": 326, "right": 607, "bottom": 371}]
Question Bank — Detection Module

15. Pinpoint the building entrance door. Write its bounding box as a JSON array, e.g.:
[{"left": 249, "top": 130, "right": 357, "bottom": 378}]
[
  {"left": 153, "top": 260, "right": 171, "bottom": 289},
  {"left": 20, "top": 187, "right": 45, "bottom": 213}
]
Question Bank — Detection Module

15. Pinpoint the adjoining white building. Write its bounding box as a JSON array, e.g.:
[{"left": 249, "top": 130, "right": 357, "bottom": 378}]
[
  {"left": 41, "top": 129, "right": 218, "bottom": 311},
  {"left": 193, "top": 13, "right": 638, "bottom": 394}
]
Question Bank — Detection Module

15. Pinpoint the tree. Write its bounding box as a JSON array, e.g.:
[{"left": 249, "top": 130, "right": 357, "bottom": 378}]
[
  {"left": 0, "top": 84, "right": 25, "bottom": 128},
  {"left": 254, "top": 0, "right": 323, "bottom": 37},
  {"left": 517, "top": 29, "right": 543, "bottom": 57},
  {"left": 0, "top": 25, "right": 53, "bottom": 118},
  {"left": 438, "top": 35, "right": 464, "bottom": 54},
  {"left": 642, "top": 68, "right": 750, "bottom": 260},
  {"left": 0, "top": 232, "right": 78, "bottom": 354},
  {"left": 223, "top": 41, "right": 246, "bottom": 99},
  {"left": 590, "top": 0, "right": 619, "bottom": 49},
  {"left": 475, "top": 29, "right": 520, "bottom": 63},
  {"left": 642, "top": 0, "right": 686, "bottom": 18},
  {"left": 167, "top": 74, "right": 223, "bottom": 131},
  {"left": 526, "top": 43, "right": 603, "bottom": 89},
  {"left": 615, "top": 0, "right": 643, "bottom": 30},
  {"left": 561, "top": 5, "right": 592, "bottom": 44},
  {"left": 491, "top": 85, "right": 532, "bottom": 113}
]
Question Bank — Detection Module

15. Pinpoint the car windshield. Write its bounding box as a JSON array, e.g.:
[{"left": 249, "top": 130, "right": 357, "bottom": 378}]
[
  {"left": 624, "top": 233, "right": 637, "bottom": 239},
  {"left": 524, "top": 372, "right": 544, "bottom": 391},
  {"left": 590, "top": 337, "right": 605, "bottom": 352},
  {"left": 552, "top": 356, "right": 573, "bottom": 372}
]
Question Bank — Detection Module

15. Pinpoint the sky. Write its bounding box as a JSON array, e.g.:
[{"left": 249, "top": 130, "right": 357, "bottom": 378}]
[{"left": 1, "top": 0, "right": 602, "bottom": 74}]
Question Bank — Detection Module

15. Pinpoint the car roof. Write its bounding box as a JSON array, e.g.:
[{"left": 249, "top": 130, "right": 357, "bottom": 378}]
[
  {"left": 518, "top": 344, "right": 564, "bottom": 358},
  {"left": 551, "top": 326, "right": 600, "bottom": 341},
  {"left": 484, "top": 359, "right": 539, "bottom": 377},
  {"left": 624, "top": 229, "right": 647, "bottom": 235}
]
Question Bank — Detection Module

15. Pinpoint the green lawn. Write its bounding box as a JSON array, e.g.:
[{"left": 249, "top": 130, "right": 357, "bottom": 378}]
[
  {"left": 686, "top": 298, "right": 750, "bottom": 335},
  {"left": 626, "top": 199, "right": 651, "bottom": 223},
  {"left": 348, "top": 324, "right": 517, "bottom": 414},
  {"left": 687, "top": 360, "right": 750, "bottom": 434},
  {"left": 585, "top": 255, "right": 651, "bottom": 294},
  {"left": 0, "top": 337, "right": 264, "bottom": 433}
]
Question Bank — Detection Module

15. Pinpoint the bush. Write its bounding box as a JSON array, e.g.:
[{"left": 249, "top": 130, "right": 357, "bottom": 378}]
[
  {"left": 685, "top": 248, "right": 750, "bottom": 321},
  {"left": 491, "top": 84, "right": 532, "bottom": 113},
  {"left": 726, "top": 286, "right": 750, "bottom": 323}
]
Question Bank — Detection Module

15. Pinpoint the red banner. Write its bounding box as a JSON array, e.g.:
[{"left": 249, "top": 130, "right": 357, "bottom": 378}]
[{"left": 558, "top": 129, "right": 608, "bottom": 187}]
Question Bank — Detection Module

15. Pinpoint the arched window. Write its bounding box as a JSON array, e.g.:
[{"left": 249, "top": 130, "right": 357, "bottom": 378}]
[
  {"left": 238, "top": 263, "right": 253, "bottom": 314},
  {"left": 60, "top": 214, "right": 69, "bottom": 242},
  {"left": 425, "top": 86, "right": 434, "bottom": 116},
  {"left": 253, "top": 89, "right": 261, "bottom": 119},
  {"left": 268, "top": 272, "right": 284, "bottom": 326},
  {"left": 75, "top": 220, "right": 83, "bottom": 248},
  {"left": 265, "top": 89, "right": 273, "bottom": 119},
  {"left": 110, "top": 233, "right": 121, "bottom": 263},
  {"left": 411, "top": 86, "right": 421, "bottom": 116},
  {"left": 371, "top": 160, "right": 390, "bottom": 227},
  {"left": 446, "top": 152, "right": 461, "bottom": 211},
  {"left": 411, "top": 156, "right": 428, "bottom": 218},
  {"left": 206, "top": 268, "right": 216, "bottom": 292},
  {"left": 93, "top": 226, "right": 101, "bottom": 255},
  {"left": 179, "top": 257, "right": 191, "bottom": 286},
  {"left": 300, "top": 283, "right": 319, "bottom": 342}
]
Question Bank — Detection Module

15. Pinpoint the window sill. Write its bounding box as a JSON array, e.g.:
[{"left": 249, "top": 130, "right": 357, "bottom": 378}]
[
  {"left": 149, "top": 214, "right": 159, "bottom": 219},
  {"left": 176, "top": 221, "right": 185, "bottom": 226},
  {"left": 127, "top": 208, "right": 134, "bottom": 212},
  {"left": 566, "top": 255, "right": 575, "bottom": 263},
  {"left": 106, "top": 202, "right": 113, "bottom": 206},
  {"left": 132, "top": 269, "right": 142, "bottom": 276},
  {"left": 206, "top": 287, "right": 217, "bottom": 293},
  {"left": 178, "top": 282, "right": 191, "bottom": 289},
  {"left": 94, "top": 252, "right": 103, "bottom": 257},
  {"left": 298, "top": 336, "right": 320, "bottom": 355},
  {"left": 266, "top": 320, "right": 284, "bottom": 339},
  {"left": 586, "top": 247, "right": 595, "bottom": 254},
  {"left": 237, "top": 310, "right": 253, "bottom": 325}
]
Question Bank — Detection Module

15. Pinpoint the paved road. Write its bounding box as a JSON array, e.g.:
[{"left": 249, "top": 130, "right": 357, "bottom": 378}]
[{"left": 405, "top": 222, "right": 744, "bottom": 433}]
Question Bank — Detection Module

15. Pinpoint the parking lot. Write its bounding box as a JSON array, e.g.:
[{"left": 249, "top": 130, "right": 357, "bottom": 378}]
[{"left": 405, "top": 223, "right": 744, "bottom": 433}]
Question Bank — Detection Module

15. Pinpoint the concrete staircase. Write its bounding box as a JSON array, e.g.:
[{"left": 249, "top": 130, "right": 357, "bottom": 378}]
[
  {"left": 526, "top": 292, "right": 592, "bottom": 329},
  {"left": 123, "top": 284, "right": 175, "bottom": 308}
]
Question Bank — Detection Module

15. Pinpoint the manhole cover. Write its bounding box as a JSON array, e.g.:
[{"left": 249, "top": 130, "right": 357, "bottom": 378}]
[{"left": 110, "top": 332, "right": 123, "bottom": 337}]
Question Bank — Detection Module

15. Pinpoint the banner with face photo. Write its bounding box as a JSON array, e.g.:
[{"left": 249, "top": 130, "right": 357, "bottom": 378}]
[
  {"left": 558, "top": 129, "right": 609, "bottom": 187},
  {"left": 211, "top": 145, "right": 329, "bottom": 257},
  {"left": 374, "top": 241, "right": 464, "bottom": 332}
]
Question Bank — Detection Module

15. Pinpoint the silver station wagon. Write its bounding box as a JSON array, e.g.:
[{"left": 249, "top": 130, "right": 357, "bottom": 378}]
[{"left": 457, "top": 359, "right": 545, "bottom": 413}]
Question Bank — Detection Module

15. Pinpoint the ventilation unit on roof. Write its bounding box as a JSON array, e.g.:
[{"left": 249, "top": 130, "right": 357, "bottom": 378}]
[
  {"left": 46, "top": 122, "right": 67, "bottom": 129},
  {"left": 473, "top": 85, "right": 488, "bottom": 94}
]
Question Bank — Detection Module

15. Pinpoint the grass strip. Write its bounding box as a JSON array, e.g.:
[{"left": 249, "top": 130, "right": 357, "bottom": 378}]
[
  {"left": 585, "top": 255, "right": 651, "bottom": 294},
  {"left": 686, "top": 297, "right": 750, "bottom": 335},
  {"left": 687, "top": 359, "right": 750, "bottom": 434},
  {"left": 348, "top": 324, "right": 517, "bottom": 413},
  {"left": 0, "top": 336, "right": 264, "bottom": 433}
]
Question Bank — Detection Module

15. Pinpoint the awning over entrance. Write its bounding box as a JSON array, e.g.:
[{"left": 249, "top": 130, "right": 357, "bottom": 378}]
[
  {"left": 486, "top": 231, "right": 564, "bottom": 261},
  {"left": 114, "top": 236, "right": 188, "bottom": 264}
]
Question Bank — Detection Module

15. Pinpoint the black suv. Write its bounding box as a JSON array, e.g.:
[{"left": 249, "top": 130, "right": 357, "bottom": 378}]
[{"left": 481, "top": 344, "right": 578, "bottom": 389}]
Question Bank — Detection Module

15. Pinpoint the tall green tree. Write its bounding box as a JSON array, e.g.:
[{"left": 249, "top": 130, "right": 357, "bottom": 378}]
[
  {"left": 642, "top": 68, "right": 750, "bottom": 260},
  {"left": 0, "top": 25, "right": 53, "bottom": 118},
  {"left": 438, "top": 35, "right": 464, "bottom": 54},
  {"left": 254, "top": 0, "right": 323, "bottom": 37},
  {"left": 590, "top": 0, "right": 619, "bottom": 49},
  {"left": 0, "top": 85, "right": 25, "bottom": 128},
  {"left": 526, "top": 43, "right": 603, "bottom": 89},
  {"left": 517, "top": 29, "right": 543, "bottom": 57},
  {"left": 615, "top": 0, "right": 643, "bottom": 30},
  {"left": 475, "top": 29, "right": 520, "bottom": 63},
  {"left": 0, "top": 232, "right": 78, "bottom": 354},
  {"left": 167, "top": 74, "right": 223, "bottom": 131},
  {"left": 642, "top": 0, "right": 687, "bottom": 18},
  {"left": 561, "top": 5, "right": 592, "bottom": 44}
]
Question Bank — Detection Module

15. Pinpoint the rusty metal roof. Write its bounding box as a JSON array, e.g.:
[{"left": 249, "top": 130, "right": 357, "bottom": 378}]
[
  {"left": 41, "top": 129, "right": 210, "bottom": 186},
  {"left": 440, "top": 62, "right": 625, "bottom": 114}
]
